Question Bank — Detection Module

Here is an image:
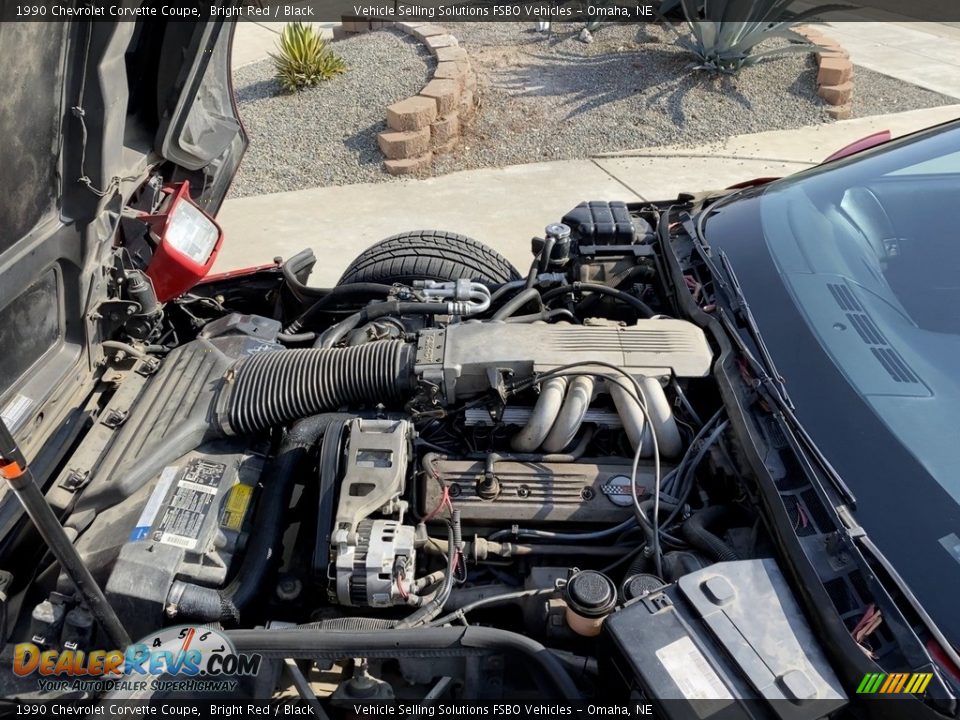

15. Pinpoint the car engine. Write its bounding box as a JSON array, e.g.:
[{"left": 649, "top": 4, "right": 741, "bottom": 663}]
[{"left": 6, "top": 202, "right": 844, "bottom": 708}]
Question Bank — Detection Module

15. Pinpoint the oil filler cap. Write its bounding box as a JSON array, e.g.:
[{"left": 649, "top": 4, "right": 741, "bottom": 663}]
[{"left": 565, "top": 570, "right": 617, "bottom": 618}]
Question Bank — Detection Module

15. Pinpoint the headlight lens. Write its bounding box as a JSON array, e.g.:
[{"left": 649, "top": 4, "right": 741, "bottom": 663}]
[{"left": 164, "top": 200, "right": 219, "bottom": 264}]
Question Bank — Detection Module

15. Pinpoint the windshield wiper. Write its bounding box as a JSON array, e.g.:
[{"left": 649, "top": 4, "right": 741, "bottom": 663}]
[
  {"left": 717, "top": 249, "right": 794, "bottom": 409},
  {"left": 681, "top": 210, "right": 794, "bottom": 409},
  {"left": 678, "top": 210, "right": 860, "bottom": 507}
]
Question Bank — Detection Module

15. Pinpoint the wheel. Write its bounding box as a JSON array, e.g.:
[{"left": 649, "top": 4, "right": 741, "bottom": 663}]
[{"left": 337, "top": 231, "right": 522, "bottom": 287}]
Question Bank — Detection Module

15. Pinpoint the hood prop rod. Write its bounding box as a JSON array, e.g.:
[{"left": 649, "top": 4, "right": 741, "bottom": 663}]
[{"left": 0, "top": 419, "right": 130, "bottom": 649}]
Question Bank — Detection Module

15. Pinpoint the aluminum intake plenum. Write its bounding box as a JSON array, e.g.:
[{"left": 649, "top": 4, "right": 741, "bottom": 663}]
[{"left": 415, "top": 319, "right": 713, "bottom": 402}]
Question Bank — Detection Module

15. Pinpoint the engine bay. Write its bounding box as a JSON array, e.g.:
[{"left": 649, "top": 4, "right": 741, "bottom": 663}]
[{"left": 0, "top": 201, "right": 847, "bottom": 710}]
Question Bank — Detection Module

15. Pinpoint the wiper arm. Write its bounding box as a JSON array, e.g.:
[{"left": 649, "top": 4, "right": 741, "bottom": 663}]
[
  {"left": 717, "top": 249, "right": 794, "bottom": 410},
  {"left": 773, "top": 395, "right": 857, "bottom": 508},
  {"left": 680, "top": 208, "right": 858, "bottom": 506},
  {"left": 681, "top": 210, "right": 793, "bottom": 409}
]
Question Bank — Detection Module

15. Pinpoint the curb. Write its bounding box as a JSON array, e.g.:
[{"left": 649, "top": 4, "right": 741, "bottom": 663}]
[
  {"left": 796, "top": 26, "right": 855, "bottom": 120},
  {"left": 339, "top": 17, "right": 478, "bottom": 176}
]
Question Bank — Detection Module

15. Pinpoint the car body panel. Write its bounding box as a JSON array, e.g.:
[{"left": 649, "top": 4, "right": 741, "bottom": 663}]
[
  {"left": 823, "top": 130, "right": 893, "bottom": 164},
  {"left": 0, "top": 14, "right": 245, "bottom": 467}
]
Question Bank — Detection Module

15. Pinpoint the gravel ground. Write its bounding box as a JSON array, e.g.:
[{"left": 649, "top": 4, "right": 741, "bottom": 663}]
[
  {"left": 230, "top": 29, "right": 433, "bottom": 197},
  {"left": 230, "top": 23, "right": 955, "bottom": 194},
  {"left": 434, "top": 22, "right": 955, "bottom": 175}
]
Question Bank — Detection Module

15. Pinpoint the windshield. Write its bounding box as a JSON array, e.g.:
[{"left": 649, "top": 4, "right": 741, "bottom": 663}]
[{"left": 758, "top": 124, "right": 960, "bottom": 505}]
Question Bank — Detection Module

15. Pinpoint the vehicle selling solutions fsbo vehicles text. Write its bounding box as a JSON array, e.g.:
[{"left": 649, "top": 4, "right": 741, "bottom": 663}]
[{"left": 353, "top": 3, "right": 652, "bottom": 16}]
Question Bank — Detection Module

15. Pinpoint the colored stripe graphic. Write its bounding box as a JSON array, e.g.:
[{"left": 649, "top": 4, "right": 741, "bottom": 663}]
[
  {"left": 857, "top": 672, "right": 932, "bottom": 695},
  {"left": 904, "top": 674, "right": 920, "bottom": 693},
  {"left": 892, "top": 673, "right": 909, "bottom": 693},
  {"left": 879, "top": 674, "right": 896, "bottom": 693}
]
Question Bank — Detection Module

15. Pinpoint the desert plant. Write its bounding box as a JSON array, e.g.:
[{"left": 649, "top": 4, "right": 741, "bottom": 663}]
[
  {"left": 678, "top": 0, "right": 849, "bottom": 74},
  {"left": 270, "top": 22, "right": 346, "bottom": 92}
]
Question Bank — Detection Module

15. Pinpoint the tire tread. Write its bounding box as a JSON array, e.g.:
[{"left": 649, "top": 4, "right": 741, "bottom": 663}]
[{"left": 337, "top": 231, "right": 521, "bottom": 286}]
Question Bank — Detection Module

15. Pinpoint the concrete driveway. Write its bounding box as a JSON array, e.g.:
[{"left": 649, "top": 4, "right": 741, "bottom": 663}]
[{"left": 214, "top": 104, "right": 960, "bottom": 284}]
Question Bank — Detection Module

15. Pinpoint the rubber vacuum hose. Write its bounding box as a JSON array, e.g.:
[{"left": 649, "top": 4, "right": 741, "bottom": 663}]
[{"left": 226, "top": 626, "right": 582, "bottom": 699}]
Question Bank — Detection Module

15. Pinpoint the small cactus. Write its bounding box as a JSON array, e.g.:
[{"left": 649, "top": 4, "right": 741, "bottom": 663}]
[{"left": 270, "top": 22, "right": 346, "bottom": 92}]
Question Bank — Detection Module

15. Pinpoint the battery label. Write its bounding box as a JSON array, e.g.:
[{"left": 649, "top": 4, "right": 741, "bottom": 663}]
[
  {"left": 220, "top": 483, "right": 253, "bottom": 532},
  {"left": 655, "top": 636, "right": 733, "bottom": 715},
  {"left": 154, "top": 459, "right": 227, "bottom": 550}
]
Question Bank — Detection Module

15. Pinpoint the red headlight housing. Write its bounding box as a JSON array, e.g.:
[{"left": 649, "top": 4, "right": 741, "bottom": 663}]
[{"left": 143, "top": 182, "right": 224, "bottom": 302}]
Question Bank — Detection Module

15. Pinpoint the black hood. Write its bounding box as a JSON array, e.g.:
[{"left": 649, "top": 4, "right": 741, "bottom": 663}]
[{"left": 0, "top": 13, "right": 245, "bottom": 468}]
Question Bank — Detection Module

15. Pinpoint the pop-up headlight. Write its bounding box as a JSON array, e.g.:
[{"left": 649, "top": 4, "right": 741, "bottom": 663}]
[{"left": 143, "top": 182, "right": 223, "bottom": 301}]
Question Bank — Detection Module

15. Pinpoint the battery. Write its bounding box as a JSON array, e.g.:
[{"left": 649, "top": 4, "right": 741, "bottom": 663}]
[{"left": 601, "top": 559, "right": 847, "bottom": 720}]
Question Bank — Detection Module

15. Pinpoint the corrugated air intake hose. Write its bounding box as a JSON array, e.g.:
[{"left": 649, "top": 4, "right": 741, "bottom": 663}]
[{"left": 219, "top": 340, "right": 415, "bottom": 435}]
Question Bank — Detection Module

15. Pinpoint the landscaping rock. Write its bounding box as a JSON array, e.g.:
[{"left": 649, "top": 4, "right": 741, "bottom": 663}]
[
  {"left": 395, "top": 21, "right": 428, "bottom": 34},
  {"left": 431, "top": 22, "right": 954, "bottom": 179},
  {"left": 433, "top": 60, "right": 466, "bottom": 89},
  {"left": 819, "top": 80, "right": 854, "bottom": 105},
  {"left": 431, "top": 112, "right": 461, "bottom": 148},
  {"left": 384, "top": 152, "right": 433, "bottom": 175},
  {"left": 420, "top": 78, "right": 461, "bottom": 115},
  {"left": 387, "top": 95, "right": 439, "bottom": 131},
  {"left": 435, "top": 46, "right": 469, "bottom": 63},
  {"left": 818, "top": 56, "right": 853, "bottom": 86},
  {"left": 424, "top": 34, "right": 459, "bottom": 54},
  {"left": 827, "top": 103, "right": 853, "bottom": 120},
  {"left": 342, "top": 19, "right": 369, "bottom": 33},
  {"left": 230, "top": 29, "right": 433, "bottom": 195},
  {"left": 816, "top": 44, "right": 850, "bottom": 61},
  {"left": 233, "top": 22, "right": 954, "bottom": 193},
  {"left": 377, "top": 127, "right": 431, "bottom": 159},
  {"left": 412, "top": 25, "right": 447, "bottom": 42}
]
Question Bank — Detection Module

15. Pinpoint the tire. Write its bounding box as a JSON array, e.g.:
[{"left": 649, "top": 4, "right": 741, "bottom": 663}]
[{"left": 337, "top": 231, "right": 522, "bottom": 287}]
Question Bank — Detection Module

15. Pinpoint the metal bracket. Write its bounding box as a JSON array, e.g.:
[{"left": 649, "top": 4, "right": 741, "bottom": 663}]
[
  {"left": 59, "top": 469, "right": 91, "bottom": 493},
  {"left": 92, "top": 299, "right": 139, "bottom": 338},
  {"left": 100, "top": 408, "right": 128, "bottom": 428}
]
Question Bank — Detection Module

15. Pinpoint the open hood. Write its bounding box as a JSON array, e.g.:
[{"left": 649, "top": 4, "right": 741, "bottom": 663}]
[{"left": 0, "top": 13, "right": 246, "bottom": 471}]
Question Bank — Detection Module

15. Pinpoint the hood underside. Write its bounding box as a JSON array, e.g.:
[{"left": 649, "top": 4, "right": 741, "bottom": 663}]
[{"left": 0, "top": 13, "right": 245, "bottom": 464}]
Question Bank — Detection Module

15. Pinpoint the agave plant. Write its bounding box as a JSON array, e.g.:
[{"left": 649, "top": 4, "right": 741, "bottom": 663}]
[
  {"left": 678, "top": 0, "right": 850, "bottom": 74},
  {"left": 270, "top": 22, "right": 346, "bottom": 92}
]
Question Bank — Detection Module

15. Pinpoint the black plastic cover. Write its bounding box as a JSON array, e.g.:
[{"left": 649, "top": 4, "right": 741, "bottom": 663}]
[
  {"left": 602, "top": 560, "right": 847, "bottom": 718},
  {"left": 562, "top": 201, "right": 637, "bottom": 245},
  {"left": 620, "top": 573, "right": 664, "bottom": 601}
]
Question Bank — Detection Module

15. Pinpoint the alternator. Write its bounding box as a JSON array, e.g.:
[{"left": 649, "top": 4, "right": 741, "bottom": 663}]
[
  {"left": 329, "top": 418, "right": 417, "bottom": 607},
  {"left": 335, "top": 519, "right": 416, "bottom": 607}
]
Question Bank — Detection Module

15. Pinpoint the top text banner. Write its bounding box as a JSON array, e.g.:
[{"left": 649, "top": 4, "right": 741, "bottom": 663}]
[{"left": 2, "top": 0, "right": 959, "bottom": 22}]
